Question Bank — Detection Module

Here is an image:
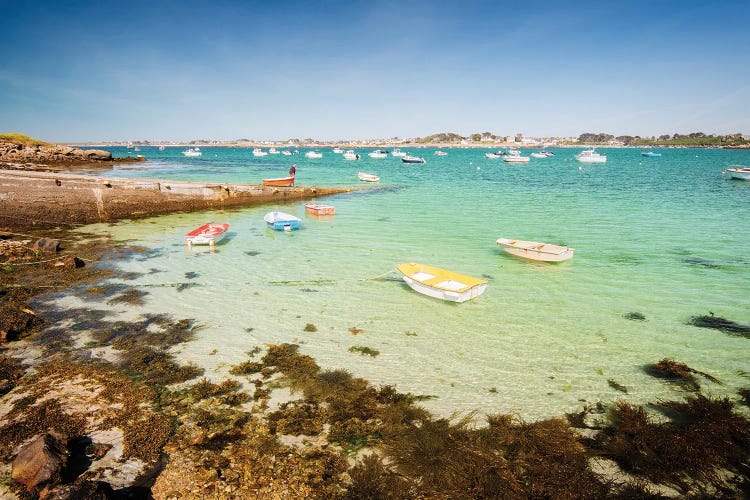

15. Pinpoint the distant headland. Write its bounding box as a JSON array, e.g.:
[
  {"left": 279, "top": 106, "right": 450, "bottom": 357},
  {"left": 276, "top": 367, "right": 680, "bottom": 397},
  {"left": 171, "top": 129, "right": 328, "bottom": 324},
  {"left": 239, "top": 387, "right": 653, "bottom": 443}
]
[{"left": 64, "top": 131, "right": 750, "bottom": 149}]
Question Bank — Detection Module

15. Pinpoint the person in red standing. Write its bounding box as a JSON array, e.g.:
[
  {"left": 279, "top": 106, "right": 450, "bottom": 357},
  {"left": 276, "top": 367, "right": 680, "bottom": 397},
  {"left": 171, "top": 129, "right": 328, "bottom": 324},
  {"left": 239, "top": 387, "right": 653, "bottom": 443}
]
[{"left": 289, "top": 164, "right": 296, "bottom": 185}]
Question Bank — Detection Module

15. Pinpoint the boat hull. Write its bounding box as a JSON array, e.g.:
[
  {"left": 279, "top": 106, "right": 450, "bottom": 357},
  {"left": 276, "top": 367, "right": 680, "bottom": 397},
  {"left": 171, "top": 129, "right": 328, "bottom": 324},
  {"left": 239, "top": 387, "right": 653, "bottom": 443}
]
[
  {"left": 726, "top": 168, "right": 750, "bottom": 180},
  {"left": 397, "top": 262, "right": 487, "bottom": 303},
  {"left": 264, "top": 211, "right": 301, "bottom": 231},
  {"left": 503, "top": 156, "right": 530, "bottom": 163},
  {"left": 262, "top": 176, "right": 295, "bottom": 187},
  {"left": 304, "top": 203, "right": 335, "bottom": 215},
  {"left": 358, "top": 172, "right": 379, "bottom": 182},
  {"left": 185, "top": 223, "right": 229, "bottom": 246},
  {"left": 497, "top": 238, "right": 574, "bottom": 262}
]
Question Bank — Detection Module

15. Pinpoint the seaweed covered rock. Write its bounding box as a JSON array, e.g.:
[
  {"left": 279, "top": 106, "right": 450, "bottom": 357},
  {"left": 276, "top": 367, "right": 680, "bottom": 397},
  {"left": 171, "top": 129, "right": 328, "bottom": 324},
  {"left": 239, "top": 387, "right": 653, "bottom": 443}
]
[{"left": 0, "top": 300, "right": 42, "bottom": 342}]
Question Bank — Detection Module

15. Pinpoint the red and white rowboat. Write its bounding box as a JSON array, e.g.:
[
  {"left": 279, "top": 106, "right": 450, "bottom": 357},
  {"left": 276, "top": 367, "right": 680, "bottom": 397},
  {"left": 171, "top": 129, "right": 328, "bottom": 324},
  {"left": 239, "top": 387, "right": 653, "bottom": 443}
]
[
  {"left": 262, "top": 175, "right": 295, "bottom": 187},
  {"left": 185, "top": 223, "right": 229, "bottom": 247},
  {"left": 304, "top": 202, "right": 335, "bottom": 215}
]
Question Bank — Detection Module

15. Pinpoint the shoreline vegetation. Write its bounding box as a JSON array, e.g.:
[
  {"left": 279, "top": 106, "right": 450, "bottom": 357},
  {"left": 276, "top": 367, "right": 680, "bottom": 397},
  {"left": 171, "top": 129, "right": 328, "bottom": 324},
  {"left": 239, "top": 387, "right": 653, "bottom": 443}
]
[
  {"left": 59, "top": 130, "right": 750, "bottom": 149},
  {"left": 1, "top": 134, "right": 749, "bottom": 498}
]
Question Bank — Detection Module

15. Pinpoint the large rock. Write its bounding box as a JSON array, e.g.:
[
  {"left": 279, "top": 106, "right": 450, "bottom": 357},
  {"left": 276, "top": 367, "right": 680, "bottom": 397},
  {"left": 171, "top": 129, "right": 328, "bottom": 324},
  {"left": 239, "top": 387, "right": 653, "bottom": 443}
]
[
  {"left": 39, "top": 480, "right": 116, "bottom": 500},
  {"left": 11, "top": 433, "right": 69, "bottom": 494},
  {"left": 84, "top": 150, "right": 112, "bottom": 161},
  {"left": 33, "top": 238, "right": 60, "bottom": 253}
]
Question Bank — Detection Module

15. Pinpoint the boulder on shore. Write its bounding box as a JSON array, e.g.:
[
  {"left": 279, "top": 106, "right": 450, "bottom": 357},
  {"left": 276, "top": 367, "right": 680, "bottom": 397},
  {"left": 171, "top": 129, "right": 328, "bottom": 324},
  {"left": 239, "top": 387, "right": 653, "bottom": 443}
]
[{"left": 11, "top": 433, "right": 69, "bottom": 494}]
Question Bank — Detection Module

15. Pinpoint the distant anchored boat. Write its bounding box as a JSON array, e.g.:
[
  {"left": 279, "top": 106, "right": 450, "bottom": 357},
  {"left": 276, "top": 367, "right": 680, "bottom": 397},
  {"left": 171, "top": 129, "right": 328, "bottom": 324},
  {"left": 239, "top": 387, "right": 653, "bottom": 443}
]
[
  {"left": 252, "top": 148, "right": 268, "bottom": 157},
  {"left": 264, "top": 211, "right": 301, "bottom": 231},
  {"left": 396, "top": 262, "right": 488, "bottom": 303},
  {"left": 368, "top": 150, "right": 388, "bottom": 159},
  {"left": 503, "top": 150, "right": 530, "bottom": 163},
  {"left": 725, "top": 166, "right": 750, "bottom": 180},
  {"left": 497, "top": 238, "right": 574, "bottom": 262},
  {"left": 575, "top": 148, "right": 607, "bottom": 163},
  {"left": 358, "top": 172, "right": 379, "bottom": 182},
  {"left": 304, "top": 202, "right": 335, "bottom": 215},
  {"left": 641, "top": 151, "right": 662, "bottom": 157},
  {"left": 434, "top": 150, "right": 448, "bottom": 156},
  {"left": 182, "top": 148, "right": 201, "bottom": 157},
  {"left": 305, "top": 151, "right": 323, "bottom": 159},
  {"left": 391, "top": 149, "right": 407, "bottom": 157},
  {"left": 401, "top": 155, "right": 426, "bottom": 164},
  {"left": 185, "top": 223, "right": 229, "bottom": 247},
  {"left": 343, "top": 150, "right": 360, "bottom": 160}
]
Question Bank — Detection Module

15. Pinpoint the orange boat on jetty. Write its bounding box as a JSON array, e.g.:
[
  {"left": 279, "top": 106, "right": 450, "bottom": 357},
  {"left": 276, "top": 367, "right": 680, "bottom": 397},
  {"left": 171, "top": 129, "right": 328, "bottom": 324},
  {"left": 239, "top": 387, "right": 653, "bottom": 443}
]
[
  {"left": 262, "top": 175, "right": 295, "bottom": 187},
  {"left": 304, "top": 202, "right": 335, "bottom": 215},
  {"left": 185, "top": 223, "right": 229, "bottom": 248}
]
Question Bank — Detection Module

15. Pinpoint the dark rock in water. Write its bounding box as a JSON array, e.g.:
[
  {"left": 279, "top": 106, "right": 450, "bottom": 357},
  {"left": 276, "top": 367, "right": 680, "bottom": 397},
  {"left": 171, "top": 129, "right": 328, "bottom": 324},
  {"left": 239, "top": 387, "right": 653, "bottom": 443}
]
[
  {"left": 623, "top": 311, "right": 646, "bottom": 321},
  {"left": 12, "top": 433, "right": 68, "bottom": 495},
  {"left": 608, "top": 379, "right": 628, "bottom": 393},
  {"left": 244, "top": 250, "right": 261, "bottom": 256},
  {"left": 690, "top": 315, "right": 750, "bottom": 337},
  {"left": 54, "top": 256, "right": 85, "bottom": 269},
  {"left": 184, "top": 271, "right": 199, "bottom": 279},
  {"left": 33, "top": 238, "right": 60, "bottom": 253},
  {"left": 682, "top": 256, "right": 720, "bottom": 268},
  {"left": 39, "top": 480, "right": 116, "bottom": 500}
]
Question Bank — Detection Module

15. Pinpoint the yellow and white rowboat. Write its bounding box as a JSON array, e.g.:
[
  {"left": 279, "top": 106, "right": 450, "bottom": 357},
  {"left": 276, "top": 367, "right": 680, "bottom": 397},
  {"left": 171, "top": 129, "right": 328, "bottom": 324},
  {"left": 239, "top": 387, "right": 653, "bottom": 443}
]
[
  {"left": 396, "top": 262, "right": 488, "bottom": 303},
  {"left": 496, "top": 238, "right": 574, "bottom": 262}
]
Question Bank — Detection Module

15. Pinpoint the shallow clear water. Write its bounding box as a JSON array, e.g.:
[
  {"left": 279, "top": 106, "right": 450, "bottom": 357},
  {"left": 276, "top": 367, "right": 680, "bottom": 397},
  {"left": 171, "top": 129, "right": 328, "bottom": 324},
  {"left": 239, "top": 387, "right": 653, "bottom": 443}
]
[{"left": 71, "top": 146, "right": 750, "bottom": 419}]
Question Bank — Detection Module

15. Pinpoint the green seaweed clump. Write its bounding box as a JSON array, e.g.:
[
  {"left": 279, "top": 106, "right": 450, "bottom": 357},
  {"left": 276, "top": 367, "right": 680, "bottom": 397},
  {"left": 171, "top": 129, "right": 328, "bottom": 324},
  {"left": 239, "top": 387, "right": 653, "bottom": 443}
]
[
  {"left": 118, "top": 345, "right": 202, "bottom": 386},
  {"left": 689, "top": 314, "right": 750, "bottom": 337},
  {"left": 623, "top": 311, "right": 646, "bottom": 321},
  {"left": 644, "top": 358, "right": 721, "bottom": 391},
  {"left": 739, "top": 388, "right": 750, "bottom": 408},
  {"left": 267, "top": 401, "right": 326, "bottom": 436},
  {"left": 592, "top": 396, "right": 750, "bottom": 492},
  {"left": 229, "top": 360, "right": 264, "bottom": 376},
  {"left": 189, "top": 378, "right": 249, "bottom": 406},
  {"left": 0, "top": 354, "right": 26, "bottom": 396},
  {"left": 348, "top": 345, "right": 380, "bottom": 357},
  {"left": 303, "top": 323, "right": 318, "bottom": 332},
  {"left": 382, "top": 413, "right": 608, "bottom": 498},
  {"left": 107, "top": 288, "right": 147, "bottom": 306},
  {"left": 608, "top": 379, "right": 628, "bottom": 393}
]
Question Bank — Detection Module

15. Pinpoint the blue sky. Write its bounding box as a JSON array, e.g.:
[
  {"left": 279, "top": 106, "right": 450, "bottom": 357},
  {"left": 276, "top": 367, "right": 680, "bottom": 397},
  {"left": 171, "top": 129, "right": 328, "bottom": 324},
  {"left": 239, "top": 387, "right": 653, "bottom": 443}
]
[{"left": 1, "top": 0, "right": 748, "bottom": 142}]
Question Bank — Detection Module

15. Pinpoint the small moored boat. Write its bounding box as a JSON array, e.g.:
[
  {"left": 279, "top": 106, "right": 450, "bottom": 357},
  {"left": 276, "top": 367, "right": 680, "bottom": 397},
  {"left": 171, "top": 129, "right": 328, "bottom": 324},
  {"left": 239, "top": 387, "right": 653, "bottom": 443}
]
[
  {"left": 305, "top": 151, "right": 323, "bottom": 159},
  {"left": 368, "top": 150, "right": 388, "bottom": 159},
  {"left": 725, "top": 166, "right": 750, "bottom": 180},
  {"left": 262, "top": 175, "right": 295, "bottom": 187},
  {"left": 343, "top": 150, "right": 360, "bottom": 160},
  {"left": 575, "top": 148, "right": 607, "bottom": 163},
  {"left": 182, "top": 148, "right": 201, "bottom": 157},
  {"left": 496, "top": 238, "right": 574, "bottom": 262},
  {"left": 396, "top": 262, "right": 488, "bottom": 303},
  {"left": 503, "top": 150, "right": 530, "bottom": 163},
  {"left": 185, "top": 223, "right": 229, "bottom": 247},
  {"left": 264, "top": 211, "right": 301, "bottom": 231},
  {"left": 530, "top": 152, "right": 547, "bottom": 158},
  {"left": 304, "top": 202, "right": 335, "bottom": 215},
  {"left": 401, "top": 155, "right": 426, "bottom": 164},
  {"left": 434, "top": 150, "right": 448, "bottom": 156},
  {"left": 358, "top": 172, "right": 379, "bottom": 182},
  {"left": 641, "top": 151, "right": 661, "bottom": 157},
  {"left": 391, "top": 149, "right": 407, "bottom": 157},
  {"left": 252, "top": 148, "right": 268, "bottom": 157}
]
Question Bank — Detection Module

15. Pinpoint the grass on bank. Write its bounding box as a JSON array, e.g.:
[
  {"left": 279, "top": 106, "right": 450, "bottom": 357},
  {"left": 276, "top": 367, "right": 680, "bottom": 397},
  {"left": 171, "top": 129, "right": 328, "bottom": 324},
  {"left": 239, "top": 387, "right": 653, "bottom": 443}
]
[{"left": 0, "top": 133, "right": 51, "bottom": 147}]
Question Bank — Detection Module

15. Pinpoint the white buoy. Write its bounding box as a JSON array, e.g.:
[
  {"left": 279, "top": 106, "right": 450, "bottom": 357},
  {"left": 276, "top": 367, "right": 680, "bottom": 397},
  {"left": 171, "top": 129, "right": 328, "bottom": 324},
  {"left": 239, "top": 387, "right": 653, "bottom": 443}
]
[{"left": 477, "top": 166, "right": 480, "bottom": 171}]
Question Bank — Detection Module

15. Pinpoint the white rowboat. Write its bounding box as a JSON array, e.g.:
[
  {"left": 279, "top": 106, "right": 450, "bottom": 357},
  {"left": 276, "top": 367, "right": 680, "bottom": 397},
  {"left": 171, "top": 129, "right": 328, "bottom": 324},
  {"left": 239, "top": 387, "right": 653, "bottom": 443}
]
[{"left": 497, "top": 238, "right": 574, "bottom": 262}]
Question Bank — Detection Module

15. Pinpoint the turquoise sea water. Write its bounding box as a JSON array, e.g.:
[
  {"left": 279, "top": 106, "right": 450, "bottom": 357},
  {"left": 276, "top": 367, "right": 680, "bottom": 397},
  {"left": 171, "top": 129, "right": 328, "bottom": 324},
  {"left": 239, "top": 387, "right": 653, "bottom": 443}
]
[{"left": 68, "top": 146, "right": 750, "bottom": 419}]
